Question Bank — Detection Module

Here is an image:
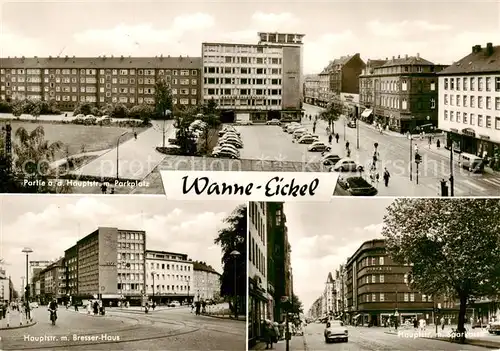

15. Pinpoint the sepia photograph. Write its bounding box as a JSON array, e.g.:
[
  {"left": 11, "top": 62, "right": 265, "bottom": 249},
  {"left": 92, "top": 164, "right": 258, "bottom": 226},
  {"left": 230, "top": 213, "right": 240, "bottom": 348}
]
[
  {"left": 0, "top": 196, "right": 246, "bottom": 350},
  {"left": 248, "top": 199, "right": 500, "bottom": 350},
  {"left": 0, "top": 1, "right": 499, "bottom": 196}
]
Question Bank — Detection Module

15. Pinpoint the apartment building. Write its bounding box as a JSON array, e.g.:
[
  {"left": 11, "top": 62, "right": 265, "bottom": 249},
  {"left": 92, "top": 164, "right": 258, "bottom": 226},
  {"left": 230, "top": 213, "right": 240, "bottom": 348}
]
[
  {"left": 437, "top": 43, "right": 500, "bottom": 166},
  {"left": 359, "top": 54, "right": 447, "bottom": 133},
  {"left": 308, "top": 296, "right": 323, "bottom": 319},
  {"left": 202, "top": 32, "right": 304, "bottom": 123},
  {"left": 345, "top": 239, "right": 459, "bottom": 327},
  {"left": 303, "top": 74, "right": 320, "bottom": 105},
  {"left": 39, "top": 258, "right": 66, "bottom": 303},
  {"left": 323, "top": 272, "right": 336, "bottom": 317},
  {"left": 192, "top": 261, "right": 221, "bottom": 302},
  {"left": 145, "top": 250, "right": 193, "bottom": 304},
  {"left": 0, "top": 56, "right": 202, "bottom": 111},
  {"left": 359, "top": 59, "right": 388, "bottom": 123},
  {"left": 248, "top": 201, "right": 269, "bottom": 347}
]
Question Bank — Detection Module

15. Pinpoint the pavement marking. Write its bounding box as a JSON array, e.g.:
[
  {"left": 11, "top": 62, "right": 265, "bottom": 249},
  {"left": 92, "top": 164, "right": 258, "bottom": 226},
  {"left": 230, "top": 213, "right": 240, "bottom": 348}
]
[
  {"left": 482, "top": 178, "right": 500, "bottom": 187},
  {"left": 462, "top": 179, "right": 488, "bottom": 192}
]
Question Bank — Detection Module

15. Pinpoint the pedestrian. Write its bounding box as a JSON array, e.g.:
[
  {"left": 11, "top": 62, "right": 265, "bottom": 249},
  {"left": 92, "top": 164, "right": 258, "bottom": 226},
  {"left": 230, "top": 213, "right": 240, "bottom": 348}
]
[
  {"left": 335, "top": 133, "right": 339, "bottom": 143},
  {"left": 191, "top": 303, "right": 194, "bottom": 313},
  {"left": 87, "top": 300, "right": 92, "bottom": 314},
  {"left": 414, "top": 144, "right": 419, "bottom": 154},
  {"left": 347, "top": 148, "right": 351, "bottom": 158},
  {"left": 346, "top": 141, "right": 350, "bottom": 150},
  {"left": 383, "top": 168, "right": 390, "bottom": 187},
  {"left": 93, "top": 300, "right": 99, "bottom": 315},
  {"left": 413, "top": 318, "right": 418, "bottom": 329},
  {"left": 110, "top": 186, "right": 115, "bottom": 194},
  {"left": 440, "top": 317, "right": 445, "bottom": 331},
  {"left": 328, "top": 134, "right": 332, "bottom": 144},
  {"left": 436, "top": 139, "right": 441, "bottom": 149},
  {"left": 134, "top": 131, "right": 137, "bottom": 140},
  {"left": 100, "top": 183, "right": 107, "bottom": 194}
]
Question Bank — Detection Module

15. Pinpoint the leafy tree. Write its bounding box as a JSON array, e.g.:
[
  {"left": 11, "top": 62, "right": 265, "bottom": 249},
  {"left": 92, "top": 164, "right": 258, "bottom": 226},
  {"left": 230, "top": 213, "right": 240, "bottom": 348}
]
[
  {"left": 110, "top": 103, "right": 128, "bottom": 119},
  {"left": 11, "top": 100, "right": 24, "bottom": 117},
  {"left": 73, "top": 101, "right": 94, "bottom": 116},
  {"left": 203, "top": 98, "right": 218, "bottom": 116},
  {"left": 99, "top": 103, "right": 114, "bottom": 116},
  {"left": 129, "top": 104, "right": 154, "bottom": 124},
  {"left": 174, "top": 106, "right": 198, "bottom": 155},
  {"left": 382, "top": 198, "right": 500, "bottom": 342},
  {"left": 290, "top": 293, "right": 304, "bottom": 315},
  {"left": 214, "top": 204, "right": 247, "bottom": 316},
  {"left": 13, "top": 126, "right": 64, "bottom": 193},
  {"left": 39, "top": 100, "right": 60, "bottom": 115},
  {"left": 154, "top": 78, "right": 173, "bottom": 120},
  {"left": 0, "top": 101, "right": 12, "bottom": 113},
  {"left": 24, "top": 99, "right": 42, "bottom": 120},
  {"left": 320, "top": 100, "right": 342, "bottom": 133}
]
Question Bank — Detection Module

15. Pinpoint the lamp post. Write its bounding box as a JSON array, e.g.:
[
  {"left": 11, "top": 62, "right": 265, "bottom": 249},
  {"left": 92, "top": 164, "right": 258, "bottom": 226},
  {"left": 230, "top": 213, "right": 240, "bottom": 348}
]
[
  {"left": 22, "top": 247, "right": 33, "bottom": 321},
  {"left": 151, "top": 271, "right": 156, "bottom": 304},
  {"left": 450, "top": 139, "right": 455, "bottom": 197},
  {"left": 162, "top": 110, "right": 171, "bottom": 148},
  {"left": 409, "top": 134, "right": 413, "bottom": 181},
  {"left": 21, "top": 276, "right": 25, "bottom": 301},
  {"left": 356, "top": 117, "right": 360, "bottom": 150},
  {"left": 187, "top": 280, "right": 190, "bottom": 305},
  {"left": 116, "top": 131, "right": 128, "bottom": 181},
  {"left": 230, "top": 250, "right": 241, "bottom": 319},
  {"left": 120, "top": 263, "right": 130, "bottom": 309}
]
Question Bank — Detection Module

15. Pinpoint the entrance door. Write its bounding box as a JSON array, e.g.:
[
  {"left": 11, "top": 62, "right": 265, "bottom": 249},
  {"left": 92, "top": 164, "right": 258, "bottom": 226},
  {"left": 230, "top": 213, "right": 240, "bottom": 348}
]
[{"left": 220, "top": 110, "right": 235, "bottom": 123}]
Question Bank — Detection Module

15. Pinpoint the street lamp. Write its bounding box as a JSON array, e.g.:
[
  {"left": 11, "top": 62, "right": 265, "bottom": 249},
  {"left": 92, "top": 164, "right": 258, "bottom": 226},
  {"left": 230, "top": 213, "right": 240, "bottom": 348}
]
[
  {"left": 120, "top": 262, "right": 130, "bottom": 309},
  {"left": 151, "top": 271, "right": 156, "bottom": 303},
  {"left": 409, "top": 133, "right": 413, "bottom": 181},
  {"left": 116, "top": 131, "right": 129, "bottom": 181},
  {"left": 230, "top": 250, "right": 241, "bottom": 319},
  {"left": 22, "top": 247, "right": 33, "bottom": 321},
  {"left": 187, "top": 279, "right": 190, "bottom": 305},
  {"left": 449, "top": 138, "right": 455, "bottom": 197},
  {"left": 162, "top": 109, "right": 171, "bottom": 148}
]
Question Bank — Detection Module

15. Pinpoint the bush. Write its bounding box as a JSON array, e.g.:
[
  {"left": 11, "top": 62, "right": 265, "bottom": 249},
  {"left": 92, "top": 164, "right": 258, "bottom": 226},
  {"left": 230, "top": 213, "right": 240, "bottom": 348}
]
[
  {"left": 110, "top": 104, "right": 129, "bottom": 119},
  {"left": 0, "top": 101, "right": 12, "bottom": 113},
  {"left": 73, "top": 102, "right": 95, "bottom": 116}
]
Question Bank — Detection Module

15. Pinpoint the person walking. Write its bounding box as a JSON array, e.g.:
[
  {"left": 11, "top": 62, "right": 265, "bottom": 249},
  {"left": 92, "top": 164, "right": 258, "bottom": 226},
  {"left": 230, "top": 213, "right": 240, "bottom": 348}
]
[
  {"left": 383, "top": 168, "right": 390, "bottom": 187},
  {"left": 347, "top": 148, "right": 351, "bottom": 158},
  {"left": 335, "top": 133, "right": 339, "bottom": 143},
  {"left": 87, "top": 300, "right": 92, "bottom": 314},
  {"left": 436, "top": 139, "right": 441, "bottom": 149},
  {"left": 328, "top": 134, "right": 333, "bottom": 144},
  {"left": 346, "top": 141, "right": 350, "bottom": 150},
  {"left": 440, "top": 317, "right": 445, "bottom": 331}
]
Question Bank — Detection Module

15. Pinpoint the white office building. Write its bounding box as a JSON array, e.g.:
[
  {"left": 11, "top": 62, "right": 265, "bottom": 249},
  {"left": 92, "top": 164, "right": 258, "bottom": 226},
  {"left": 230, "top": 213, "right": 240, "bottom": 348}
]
[
  {"left": 438, "top": 42, "right": 500, "bottom": 169},
  {"left": 202, "top": 32, "right": 304, "bottom": 123},
  {"left": 145, "top": 250, "right": 193, "bottom": 304}
]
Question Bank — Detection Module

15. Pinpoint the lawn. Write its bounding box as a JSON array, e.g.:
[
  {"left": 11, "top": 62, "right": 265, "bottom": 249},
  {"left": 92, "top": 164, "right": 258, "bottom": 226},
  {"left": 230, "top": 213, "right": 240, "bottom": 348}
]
[{"left": 9, "top": 121, "right": 148, "bottom": 160}]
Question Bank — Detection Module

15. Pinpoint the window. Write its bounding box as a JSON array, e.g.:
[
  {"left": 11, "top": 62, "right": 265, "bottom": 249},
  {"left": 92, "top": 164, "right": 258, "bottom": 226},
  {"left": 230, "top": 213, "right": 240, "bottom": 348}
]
[
  {"left": 496, "top": 117, "right": 500, "bottom": 130},
  {"left": 486, "top": 116, "right": 492, "bottom": 128},
  {"left": 478, "top": 77, "right": 483, "bottom": 91},
  {"left": 450, "top": 95, "right": 454, "bottom": 106},
  {"left": 457, "top": 112, "right": 461, "bottom": 123},
  {"left": 379, "top": 274, "right": 384, "bottom": 283},
  {"left": 372, "top": 275, "right": 376, "bottom": 283},
  {"left": 402, "top": 99, "right": 407, "bottom": 110},
  {"left": 410, "top": 293, "right": 415, "bottom": 302},
  {"left": 191, "top": 70, "right": 197, "bottom": 75},
  {"left": 470, "top": 77, "right": 475, "bottom": 91},
  {"left": 422, "top": 294, "right": 427, "bottom": 302},
  {"left": 402, "top": 80, "right": 407, "bottom": 91},
  {"left": 496, "top": 97, "right": 500, "bottom": 110},
  {"left": 463, "top": 112, "right": 468, "bottom": 124},
  {"left": 404, "top": 293, "right": 409, "bottom": 302},
  {"left": 456, "top": 78, "right": 461, "bottom": 91},
  {"left": 496, "top": 77, "right": 500, "bottom": 91},
  {"left": 478, "top": 115, "right": 483, "bottom": 127},
  {"left": 470, "top": 114, "right": 475, "bottom": 125},
  {"left": 486, "top": 77, "right": 491, "bottom": 91},
  {"left": 379, "top": 256, "right": 384, "bottom": 265},
  {"left": 372, "top": 293, "right": 377, "bottom": 302},
  {"left": 191, "top": 99, "right": 197, "bottom": 105},
  {"left": 450, "top": 78, "right": 455, "bottom": 90},
  {"left": 444, "top": 94, "right": 448, "bottom": 105},
  {"left": 430, "top": 81, "right": 435, "bottom": 91},
  {"left": 380, "top": 293, "right": 385, "bottom": 302},
  {"left": 471, "top": 96, "right": 475, "bottom": 108},
  {"left": 450, "top": 111, "right": 454, "bottom": 122},
  {"left": 463, "top": 77, "right": 468, "bottom": 91},
  {"left": 444, "top": 78, "right": 448, "bottom": 90},
  {"left": 486, "top": 96, "right": 492, "bottom": 109},
  {"left": 478, "top": 96, "right": 483, "bottom": 109},
  {"left": 463, "top": 95, "right": 468, "bottom": 107}
]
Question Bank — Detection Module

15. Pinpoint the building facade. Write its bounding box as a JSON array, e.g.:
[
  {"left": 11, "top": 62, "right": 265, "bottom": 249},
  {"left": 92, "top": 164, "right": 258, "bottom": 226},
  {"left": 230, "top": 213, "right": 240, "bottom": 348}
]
[
  {"left": 39, "top": 258, "right": 66, "bottom": 304},
  {"left": 29, "top": 260, "right": 52, "bottom": 299},
  {"left": 359, "top": 54, "right": 447, "bottom": 133},
  {"left": 359, "top": 59, "right": 388, "bottom": 123},
  {"left": 202, "top": 32, "right": 304, "bottom": 123},
  {"left": 0, "top": 56, "right": 202, "bottom": 111},
  {"left": 303, "top": 74, "right": 320, "bottom": 105},
  {"left": 323, "top": 272, "right": 336, "bottom": 317},
  {"left": 308, "top": 296, "right": 323, "bottom": 319},
  {"left": 437, "top": 43, "right": 500, "bottom": 170},
  {"left": 248, "top": 201, "right": 269, "bottom": 347},
  {"left": 145, "top": 250, "right": 193, "bottom": 304},
  {"left": 345, "top": 239, "right": 460, "bottom": 327},
  {"left": 329, "top": 54, "right": 366, "bottom": 97},
  {"left": 192, "top": 261, "right": 221, "bottom": 302}
]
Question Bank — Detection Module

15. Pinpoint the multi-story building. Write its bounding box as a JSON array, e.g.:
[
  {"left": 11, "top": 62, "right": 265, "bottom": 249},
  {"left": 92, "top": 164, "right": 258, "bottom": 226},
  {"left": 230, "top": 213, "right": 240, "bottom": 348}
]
[
  {"left": 334, "top": 270, "right": 343, "bottom": 315},
  {"left": 145, "top": 250, "right": 193, "bottom": 304},
  {"left": 329, "top": 54, "right": 366, "bottom": 100},
  {"left": 359, "top": 54, "right": 447, "bottom": 133},
  {"left": 40, "top": 258, "right": 66, "bottom": 303},
  {"left": 0, "top": 273, "right": 10, "bottom": 303},
  {"left": 29, "top": 260, "right": 51, "bottom": 299},
  {"left": 303, "top": 74, "right": 320, "bottom": 105},
  {"left": 308, "top": 296, "right": 323, "bottom": 319},
  {"left": 74, "top": 227, "right": 146, "bottom": 304},
  {"left": 437, "top": 43, "right": 500, "bottom": 167},
  {"left": 317, "top": 63, "right": 333, "bottom": 107},
  {"left": 359, "top": 59, "right": 388, "bottom": 123},
  {"left": 192, "top": 261, "right": 221, "bottom": 302},
  {"left": 248, "top": 201, "right": 269, "bottom": 347},
  {"left": 0, "top": 56, "right": 202, "bottom": 111},
  {"left": 202, "top": 32, "right": 304, "bottom": 123},
  {"left": 64, "top": 245, "right": 78, "bottom": 298},
  {"left": 323, "top": 272, "right": 336, "bottom": 317},
  {"left": 345, "top": 239, "right": 459, "bottom": 327}
]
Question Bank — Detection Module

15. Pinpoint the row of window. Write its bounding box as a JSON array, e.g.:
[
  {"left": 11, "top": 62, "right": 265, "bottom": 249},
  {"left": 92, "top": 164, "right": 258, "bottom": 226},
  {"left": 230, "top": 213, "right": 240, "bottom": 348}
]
[
  {"left": 204, "top": 56, "right": 282, "bottom": 65},
  {"left": 444, "top": 95, "right": 500, "bottom": 110},
  {"left": 149, "top": 262, "right": 191, "bottom": 271},
  {"left": 360, "top": 292, "right": 429, "bottom": 303},
  {"left": 146, "top": 284, "right": 189, "bottom": 292},
  {"left": 206, "top": 88, "right": 282, "bottom": 96},
  {"left": 1, "top": 68, "right": 198, "bottom": 76},
  {"left": 443, "top": 110, "right": 500, "bottom": 130},
  {"left": 212, "top": 98, "right": 282, "bottom": 107},
  {"left": 203, "top": 45, "right": 281, "bottom": 55},
  {"left": 371, "top": 65, "right": 438, "bottom": 76},
  {"left": 2, "top": 76, "right": 198, "bottom": 86},
  {"left": 148, "top": 273, "right": 190, "bottom": 281},
  {"left": 117, "top": 252, "right": 143, "bottom": 261},
  {"left": 119, "top": 232, "right": 144, "bottom": 240},
  {"left": 205, "top": 77, "right": 282, "bottom": 86},
  {"left": 444, "top": 76, "right": 500, "bottom": 92},
  {"left": 118, "top": 273, "right": 144, "bottom": 281},
  {"left": 204, "top": 66, "right": 282, "bottom": 76}
]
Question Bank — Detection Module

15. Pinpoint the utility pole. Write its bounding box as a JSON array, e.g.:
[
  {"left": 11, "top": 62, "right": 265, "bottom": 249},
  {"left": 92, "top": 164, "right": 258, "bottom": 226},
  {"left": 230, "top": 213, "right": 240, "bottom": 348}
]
[{"left": 450, "top": 143, "right": 455, "bottom": 196}]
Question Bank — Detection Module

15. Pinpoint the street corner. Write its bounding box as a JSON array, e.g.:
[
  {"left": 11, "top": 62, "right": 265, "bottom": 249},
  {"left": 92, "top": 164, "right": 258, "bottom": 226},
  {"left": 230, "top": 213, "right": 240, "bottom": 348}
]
[{"left": 0, "top": 320, "right": 37, "bottom": 331}]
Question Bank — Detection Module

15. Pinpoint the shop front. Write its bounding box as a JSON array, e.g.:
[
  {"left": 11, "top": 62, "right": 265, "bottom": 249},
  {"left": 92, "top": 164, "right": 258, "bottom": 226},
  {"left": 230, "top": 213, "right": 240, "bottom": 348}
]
[
  {"left": 248, "top": 277, "right": 269, "bottom": 348},
  {"left": 447, "top": 128, "right": 500, "bottom": 170}
]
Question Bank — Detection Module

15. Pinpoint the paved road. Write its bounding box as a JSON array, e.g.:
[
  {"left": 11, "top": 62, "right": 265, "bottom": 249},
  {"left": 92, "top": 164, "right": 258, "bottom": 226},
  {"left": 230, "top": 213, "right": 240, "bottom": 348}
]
[
  {"left": 295, "top": 322, "right": 489, "bottom": 350},
  {"left": 0, "top": 305, "right": 245, "bottom": 350},
  {"left": 70, "top": 120, "right": 174, "bottom": 181},
  {"left": 233, "top": 103, "right": 500, "bottom": 196}
]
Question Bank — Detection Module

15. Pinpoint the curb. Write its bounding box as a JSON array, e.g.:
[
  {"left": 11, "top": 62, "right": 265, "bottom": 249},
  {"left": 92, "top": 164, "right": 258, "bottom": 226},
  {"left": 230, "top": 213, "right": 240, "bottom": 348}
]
[
  {"left": 0, "top": 320, "right": 37, "bottom": 331},
  {"left": 203, "top": 314, "right": 246, "bottom": 322},
  {"left": 422, "top": 336, "right": 500, "bottom": 349}
]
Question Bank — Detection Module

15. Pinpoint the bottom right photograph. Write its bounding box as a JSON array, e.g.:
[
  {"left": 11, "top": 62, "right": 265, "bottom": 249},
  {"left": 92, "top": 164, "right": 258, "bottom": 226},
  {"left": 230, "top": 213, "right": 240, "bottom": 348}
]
[{"left": 247, "top": 199, "right": 500, "bottom": 351}]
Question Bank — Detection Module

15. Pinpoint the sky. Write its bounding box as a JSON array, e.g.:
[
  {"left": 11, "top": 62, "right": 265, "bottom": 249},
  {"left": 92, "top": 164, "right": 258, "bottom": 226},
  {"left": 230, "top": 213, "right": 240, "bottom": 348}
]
[
  {"left": 0, "top": 195, "right": 243, "bottom": 294},
  {"left": 1, "top": 1, "right": 499, "bottom": 74},
  {"left": 284, "top": 198, "right": 394, "bottom": 313}
]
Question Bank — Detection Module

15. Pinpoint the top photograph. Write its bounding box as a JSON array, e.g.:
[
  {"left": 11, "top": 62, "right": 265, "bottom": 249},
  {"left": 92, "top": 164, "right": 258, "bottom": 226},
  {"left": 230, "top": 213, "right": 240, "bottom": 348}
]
[{"left": 0, "top": 1, "right": 499, "bottom": 196}]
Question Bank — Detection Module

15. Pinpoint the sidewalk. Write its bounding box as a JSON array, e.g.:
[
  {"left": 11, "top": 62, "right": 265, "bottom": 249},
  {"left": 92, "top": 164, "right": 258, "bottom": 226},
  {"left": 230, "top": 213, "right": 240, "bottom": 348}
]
[
  {"left": 0, "top": 309, "right": 37, "bottom": 330},
  {"left": 70, "top": 120, "right": 175, "bottom": 181},
  {"left": 252, "top": 336, "right": 306, "bottom": 350}
]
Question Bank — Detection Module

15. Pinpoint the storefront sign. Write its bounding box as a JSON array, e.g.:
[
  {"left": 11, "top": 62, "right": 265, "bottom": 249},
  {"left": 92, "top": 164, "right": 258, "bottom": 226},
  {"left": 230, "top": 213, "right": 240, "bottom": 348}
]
[
  {"left": 461, "top": 128, "right": 476, "bottom": 137},
  {"left": 366, "top": 267, "right": 392, "bottom": 272},
  {"left": 340, "top": 93, "right": 359, "bottom": 104},
  {"left": 479, "top": 135, "right": 490, "bottom": 140}
]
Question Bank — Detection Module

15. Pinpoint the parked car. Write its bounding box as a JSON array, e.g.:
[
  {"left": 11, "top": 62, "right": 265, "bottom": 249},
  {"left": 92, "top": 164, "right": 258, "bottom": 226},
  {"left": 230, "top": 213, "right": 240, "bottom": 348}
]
[
  {"left": 216, "top": 143, "right": 240, "bottom": 156},
  {"left": 283, "top": 122, "right": 300, "bottom": 132},
  {"left": 75, "top": 114, "right": 85, "bottom": 118},
  {"left": 292, "top": 128, "right": 308, "bottom": 139},
  {"left": 238, "top": 120, "right": 253, "bottom": 125},
  {"left": 288, "top": 125, "right": 303, "bottom": 134},
  {"left": 347, "top": 120, "right": 356, "bottom": 128},
  {"left": 219, "top": 137, "right": 243, "bottom": 148},
  {"left": 488, "top": 320, "right": 500, "bottom": 334},
  {"left": 168, "top": 301, "right": 181, "bottom": 307},
  {"left": 297, "top": 135, "right": 317, "bottom": 144},
  {"left": 332, "top": 158, "right": 364, "bottom": 172},
  {"left": 322, "top": 153, "right": 341, "bottom": 166},
  {"left": 336, "top": 176, "right": 378, "bottom": 196},
  {"left": 218, "top": 129, "right": 240, "bottom": 137},
  {"left": 266, "top": 119, "right": 281, "bottom": 125},
  {"left": 324, "top": 320, "right": 348, "bottom": 343},
  {"left": 308, "top": 141, "right": 331, "bottom": 152},
  {"left": 212, "top": 148, "right": 239, "bottom": 159},
  {"left": 471, "top": 320, "right": 488, "bottom": 329}
]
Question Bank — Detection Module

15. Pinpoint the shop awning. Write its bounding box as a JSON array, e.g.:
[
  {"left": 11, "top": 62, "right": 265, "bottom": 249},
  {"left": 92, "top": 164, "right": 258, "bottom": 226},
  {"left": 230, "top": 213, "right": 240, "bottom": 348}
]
[
  {"left": 361, "top": 109, "right": 373, "bottom": 118},
  {"left": 353, "top": 314, "right": 361, "bottom": 319}
]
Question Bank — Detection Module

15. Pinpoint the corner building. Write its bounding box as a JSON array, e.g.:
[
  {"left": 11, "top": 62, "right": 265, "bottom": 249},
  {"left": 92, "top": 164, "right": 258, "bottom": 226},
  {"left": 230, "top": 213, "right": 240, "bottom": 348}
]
[
  {"left": 345, "top": 239, "right": 459, "bottom": 327},
  {"left": 202, "top": 32, "right": 304, "bottom": 123}
]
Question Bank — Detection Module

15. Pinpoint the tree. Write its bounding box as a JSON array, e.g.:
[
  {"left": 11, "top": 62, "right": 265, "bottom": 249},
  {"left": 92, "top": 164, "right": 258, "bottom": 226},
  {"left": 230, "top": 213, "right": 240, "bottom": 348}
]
[
  {"left": 214, "top": 204, "right": 247, "bottom": 316},
  {"left": 154, "top": 78, "right": 173, "bottom": 120},
  {"left": 174, "top": 106, "right": 198, "bottom": 155},
  {"left": 203, "top": 98, "right": 218, "bottom": 116},
  {"left": 13, "top": 126, "right": 64, "bottom": 193},
  {"left": 110, "top": 103, "right": 128, "bottom": 119},
  {"left": 24, "top": 99, "right": 42, "bottom": 120},
  {"left": 320, "top": 100, "right": 342, "bottom": 133},
  {"left": 129, "top": 104, "right": 154, "bottom": 124},
  {"left": 290, "top": 293, "right": 304, "bottom": 316},
  {"left": 11, "top": 100, "right": 24, "bottom": 117},
  {"left": 382, "top": 198, "right": 500, "bottom": 342},
  {"left": 73, "top": 101, "right": 94, "bottom": 116}
]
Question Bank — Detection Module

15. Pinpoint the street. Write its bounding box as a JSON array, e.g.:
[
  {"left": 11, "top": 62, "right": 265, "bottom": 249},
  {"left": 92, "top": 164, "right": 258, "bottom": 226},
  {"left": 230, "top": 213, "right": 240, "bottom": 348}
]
[
  {"left": 0, "top": 305, "right": 245, "bottom": 350},
  {"left": 232, "top": 104, "right": 500, "bottom": 196},
  {"left": 282, "top": 322, "right": 492, "bottom": 351}
]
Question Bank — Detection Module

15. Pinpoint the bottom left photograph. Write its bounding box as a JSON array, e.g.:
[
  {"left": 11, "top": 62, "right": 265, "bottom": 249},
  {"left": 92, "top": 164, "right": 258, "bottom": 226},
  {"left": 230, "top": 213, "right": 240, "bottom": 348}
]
[{"left": 0, "top": 195, "right": 247, "bottom": 351}]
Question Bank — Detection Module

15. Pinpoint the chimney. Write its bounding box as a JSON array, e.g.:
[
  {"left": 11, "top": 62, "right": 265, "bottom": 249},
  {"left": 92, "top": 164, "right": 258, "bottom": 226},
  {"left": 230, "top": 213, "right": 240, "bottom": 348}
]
[
  {"left": 385, "top": 57, "right": 388, "bottom": 60},
  {"left": 398, "top": 55, "right": 400, "bottom": 59},
  {"left": 392, "top": 56, "right": 395, "bottom": 60},
  {"left": 416, "top": 53, "right": 420, "bottom": 59},
  {"left": 49, "top": 55, "right": 52, "bottom": 59},
  {"left": 405, "top": 54, "right": 408, "bottom": 59},
  {"left": 486, "top": 42, "right": 494, "bottom": 55}
]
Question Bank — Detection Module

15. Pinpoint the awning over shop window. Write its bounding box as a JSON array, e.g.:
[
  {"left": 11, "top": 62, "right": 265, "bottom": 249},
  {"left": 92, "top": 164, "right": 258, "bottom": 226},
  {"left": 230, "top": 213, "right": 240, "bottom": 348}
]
[{"left": 361, "top": 109, "right": 373, "bottom": 118}]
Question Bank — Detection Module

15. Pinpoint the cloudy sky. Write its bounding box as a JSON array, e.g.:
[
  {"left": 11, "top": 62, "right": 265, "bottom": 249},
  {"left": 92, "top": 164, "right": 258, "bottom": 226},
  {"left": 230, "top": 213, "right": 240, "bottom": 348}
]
[
  {"left": 284, "top": 198, "right": 394, "bottom": 312},
  {"left": 0, "top": 195, "right": 242, "bottom": 293},
  {"left": 1, "top": 1, "right": 499, "bottom": 73}
]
